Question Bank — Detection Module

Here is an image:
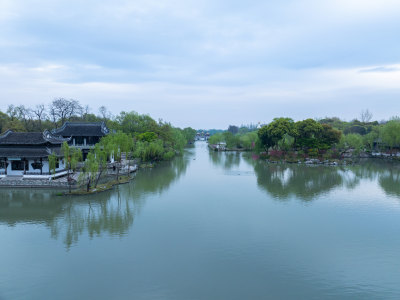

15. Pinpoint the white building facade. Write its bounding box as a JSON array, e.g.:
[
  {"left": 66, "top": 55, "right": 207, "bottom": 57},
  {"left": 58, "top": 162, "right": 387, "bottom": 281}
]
[{"left": 0, "top": 130, "right": 69, "bottom": 178}]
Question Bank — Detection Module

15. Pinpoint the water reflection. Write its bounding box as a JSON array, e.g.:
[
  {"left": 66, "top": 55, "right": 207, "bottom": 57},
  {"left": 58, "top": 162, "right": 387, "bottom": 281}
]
[
  {"left": 209, "top": 151, "right": 241, "bottom": 170},
  {"left": 0, "top": 152, "right": 192, "bottom": 248},
  {"left": 252, "top": 163, "right": 344, "bottom": 201},
  {"left": 241, "top": 154, "right": 400, "bottom": 201},
  {"left": 379, "top": 169, "right": 400, "bottom": 197}
]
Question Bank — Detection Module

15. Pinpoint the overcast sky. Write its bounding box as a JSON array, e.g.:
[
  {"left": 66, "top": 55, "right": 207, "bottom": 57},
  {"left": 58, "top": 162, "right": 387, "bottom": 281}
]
[{"left": 1, "top": 0, "right": 400, "bottom": 128}]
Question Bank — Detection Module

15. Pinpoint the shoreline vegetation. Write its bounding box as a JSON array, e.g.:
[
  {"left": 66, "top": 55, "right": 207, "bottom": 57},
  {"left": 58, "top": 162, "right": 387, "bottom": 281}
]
[
  {"left": 0, "top": 99, "right": 197, "bottom": 194},
  {"left": 207, "top": 114, "right": 400, "bottom": 165}
]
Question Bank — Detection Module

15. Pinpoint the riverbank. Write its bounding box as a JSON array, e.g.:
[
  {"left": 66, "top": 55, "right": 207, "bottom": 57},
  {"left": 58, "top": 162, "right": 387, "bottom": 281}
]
[
  {"left": 63, "top": 175, "right": 133, "bottom": 195},
  {"left": 0, "top": 163, "right": 138, "bottom": 189}
]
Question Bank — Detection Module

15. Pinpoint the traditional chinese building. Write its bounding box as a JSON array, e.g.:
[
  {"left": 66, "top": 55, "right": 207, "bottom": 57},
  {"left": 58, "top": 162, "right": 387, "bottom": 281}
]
[
  {"left": 52, "top": 122, "right": 109, "bottom": 158},
  {"left": 0, "top": 130, "right": 70, "bottom": 177}
]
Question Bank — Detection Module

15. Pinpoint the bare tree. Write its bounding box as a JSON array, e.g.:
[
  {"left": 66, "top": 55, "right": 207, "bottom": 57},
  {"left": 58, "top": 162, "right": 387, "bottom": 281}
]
[
  {"left": 82, "top": 105, "right": 90, "bottom": 120},
  {"left": 49, "top": 98, "right": 83, "bottom": 125},
  {"left": 360, "top": 109, "right": 373, "bottom": 123},
  {"left": 98, "top": 105, "right": 111, "bottom": 120},
  {"left": 15, "top": 105, "right": 35, "bottom": 131},
  {"left": 48, "top": 105, "right": 58, "bottom": 127},
  {"left": 6, "top": 105, "right": 17, "bottom": 120},
  {"left": 32, "top": 104, "right": 47, "bottom": 130}
]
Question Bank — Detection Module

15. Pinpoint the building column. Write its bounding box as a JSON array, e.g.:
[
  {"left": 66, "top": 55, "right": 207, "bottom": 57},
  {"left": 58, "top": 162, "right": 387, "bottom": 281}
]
[
  {"left": 40, "top": 157, "right": 43, "bottom": 175},
  {"left": 4, "top": 158, "right": 7, "bottom": 175}
]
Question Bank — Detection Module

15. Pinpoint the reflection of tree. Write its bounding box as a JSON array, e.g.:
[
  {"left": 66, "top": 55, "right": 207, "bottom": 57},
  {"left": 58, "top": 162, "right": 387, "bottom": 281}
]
[
  {"left": 379, "top": 169, "right": 400, "bottom": 197},
  {"left": 209, "top": 151, "right": 241, "bottom": 170},
  {"left": 249, "top": 158, "right": 400, "bottom": 201},
  {"left": 130, "top": 152, "right": 192, "bottom": 196},
  {"left": 252, "top": 163, "right": 344, "bottom": 201},
  {"left": 0, "top": 151, "right": 191, "bottom": 248}
]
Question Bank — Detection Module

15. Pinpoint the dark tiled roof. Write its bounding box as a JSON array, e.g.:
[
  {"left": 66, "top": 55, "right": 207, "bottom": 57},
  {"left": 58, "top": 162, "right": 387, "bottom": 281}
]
[
  {"left": 0, "top": 147, "right": 54, "bottom": 158},
  {"left": 0, "top": 130, "right": 70, "bottom": 145},
  {"left": 52, "top": 122, "right": 109, "bottom": 137}
]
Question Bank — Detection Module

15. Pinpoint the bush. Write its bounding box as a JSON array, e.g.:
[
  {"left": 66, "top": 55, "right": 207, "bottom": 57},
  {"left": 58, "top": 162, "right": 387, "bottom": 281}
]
[{"left": 163, "top": 150, "right": 175, "bottom": 160}]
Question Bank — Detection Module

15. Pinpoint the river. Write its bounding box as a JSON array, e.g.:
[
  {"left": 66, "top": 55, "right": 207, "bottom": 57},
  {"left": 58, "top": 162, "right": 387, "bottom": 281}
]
[{"left": 1, "top": 141, "right": 400, "bottom": 299}]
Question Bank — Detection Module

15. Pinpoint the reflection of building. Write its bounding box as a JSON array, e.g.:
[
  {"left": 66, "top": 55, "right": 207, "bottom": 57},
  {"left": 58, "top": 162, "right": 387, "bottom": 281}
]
[
  {"left": 0, "top": 130, "right": 70, "bottom": 177},
  {"left": 52, "top": 122, "right": 109, "bottom": 159}
]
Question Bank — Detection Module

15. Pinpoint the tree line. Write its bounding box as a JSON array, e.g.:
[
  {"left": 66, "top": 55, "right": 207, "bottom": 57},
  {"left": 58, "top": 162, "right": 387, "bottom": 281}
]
[{"left": 208, "top": 113, "right": 400, "bottom": 159}]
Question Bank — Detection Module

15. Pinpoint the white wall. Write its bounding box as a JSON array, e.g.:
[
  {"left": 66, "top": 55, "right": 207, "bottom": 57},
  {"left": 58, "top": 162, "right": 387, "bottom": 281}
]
[
  {"left": 2, "top": 157, "right": 65, "bottom": 176},
  {"left": 6, "top": 160, "right": 23, "bottom": 176}
]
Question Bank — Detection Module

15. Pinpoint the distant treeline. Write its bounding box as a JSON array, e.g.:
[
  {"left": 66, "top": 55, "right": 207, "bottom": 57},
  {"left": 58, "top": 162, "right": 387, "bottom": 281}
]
[
  {"left": 208, "top": 112, "right": 400, "bottom": 159},
  {"left": 0, "top": 98, "right": 197, "bottom": 162}
]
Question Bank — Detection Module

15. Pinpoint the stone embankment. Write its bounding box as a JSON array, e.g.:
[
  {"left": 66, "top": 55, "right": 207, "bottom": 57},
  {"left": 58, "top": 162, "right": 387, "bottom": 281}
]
[
  {"left": 0, "top": 175, "right": 75, "bottom": 188},
  {"left": 0, "top": 163, "right": 138, "bottom": 188}
]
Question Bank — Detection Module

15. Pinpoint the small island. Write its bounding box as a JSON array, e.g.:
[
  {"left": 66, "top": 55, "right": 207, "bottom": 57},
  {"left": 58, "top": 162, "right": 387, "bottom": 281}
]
[{"left": 207, "top": 114, "right": 400, "bottom": 165}]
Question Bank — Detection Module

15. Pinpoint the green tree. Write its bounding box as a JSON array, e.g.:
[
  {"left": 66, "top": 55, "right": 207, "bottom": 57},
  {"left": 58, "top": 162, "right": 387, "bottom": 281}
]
[
  {"left": 319, "top": 124, "right": 341, "bottom": 150},
  {"left": 61, "top": 142, "right": 83, "bottom": 193},
  {"left": 182, "top": 127, "right": 197, "bottom": 143},
  {"left": 257, "top": 125, "right": 273, "bottom": 152},
  {"left": 380, "top": 120, "right": 400, "bottom": 155},
  {"left": 278, "top": 133, "right": 295, "bottom": 152},
  {"left": 137, "top": 132, "right": 158, "bottom": 142},
  {"left": 79, "top": 152, "right": 98, "bottom": 192},
  {"left": 92, "top": 143, "right": 108, "bottom": 187},
  {"left": 339, "top": 134, "right": 364, "bottom": 155},
  {"left": 100, "top": 132, "right": 133, "bottom": 181},
  {"left": 208, "top": 133, "right": 224, "bottom": 145},
  {"left": 265, "top": 118, "right": 295, "bottom": 149},
  {"left": 363, "top": 127, "right": 379, "bottom": 151},
  {"left": 295, "top": 119, "right": 323, "bottom": 150},
  {"left": 48, "top": 152, "right": 57, "bottom": 178}
]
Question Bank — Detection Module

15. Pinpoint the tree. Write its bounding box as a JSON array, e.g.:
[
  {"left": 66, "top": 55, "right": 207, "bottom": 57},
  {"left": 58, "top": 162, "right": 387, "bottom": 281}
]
[
  {"left": 319, "top": 124, "right": 341, "bottom": 150},
  {"left": 32, "top": 104, "right": 47, "bottom": 130},
  {"left": 295, "top": 119, "right": 323, "bottom": 150},
  {"left": 380, "top": 120, "right": 400, "bottom": 155},
  {"left": 257, "top": 125, "right": 273, "bottom": 152},
  {"left": 265, "top": 118, "right": 295, "bottom": 149},
  {"left": 137, "top": 132, "right": 158, "bottom": 142},
  {"left": 100, "top": 132, "right": 133, "bottom": 182},
  {"left": 6, "top": 105, "right": 18, "bottom": 120},
  {"left": 49, "top": 98, "right": 83, "bottom": 126},
  {"left": 48, "top": 152, "right": 57, "bottom": 178},
  {"left": 92, "top": 144, "right": 108, "bottom": 187},
  {"left": 278, "top": 133, "right": 295, "bottom": 152},
  {"left": 208, "top": 133, "right": 224, "bottom": 145},
  {"left": 363, "top": 127, "right": 379, "bottom": 151},
  {"left": 79, "top": 152, "right": 98, "bottom": 192},
  {"left": 339, "top": 134, "right": 364, "bottom": 155},
  {"left": 0, "top": 111, "right": 9, "bottom": 133},
  {"left": 360, "top": 109, "right": 373, "bottom": 123},
  {"left": 182, "top": 127, "right": 197, "bottom": 143},
  {"left": 98, "top": 106, "right": 112, "bottom": 121},
  {"left": 227, "top": 125, "right": 239, "bottom": 135},
  {"left": 61, "top": 142, "right": 82, "bottom": 193}
]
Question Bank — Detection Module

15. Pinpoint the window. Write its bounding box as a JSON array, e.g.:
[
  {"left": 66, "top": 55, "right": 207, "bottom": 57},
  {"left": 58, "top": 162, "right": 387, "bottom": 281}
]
[
  {"left": 11, "top": 160, "right": 24, "bottom": 171},
  {"left": 31, "top": 160, "right": 43, "bottom": 170}
]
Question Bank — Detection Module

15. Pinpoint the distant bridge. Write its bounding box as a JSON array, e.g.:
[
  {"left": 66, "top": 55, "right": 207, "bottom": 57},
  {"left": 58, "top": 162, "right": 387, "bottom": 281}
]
[{"left": 195, "top": 131, "right": 210, "bottom": 141}]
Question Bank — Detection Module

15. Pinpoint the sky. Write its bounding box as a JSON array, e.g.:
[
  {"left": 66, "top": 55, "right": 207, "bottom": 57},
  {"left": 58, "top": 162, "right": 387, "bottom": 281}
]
[{"left": 0, "top": 0, "right": 400, "bottom": 129}]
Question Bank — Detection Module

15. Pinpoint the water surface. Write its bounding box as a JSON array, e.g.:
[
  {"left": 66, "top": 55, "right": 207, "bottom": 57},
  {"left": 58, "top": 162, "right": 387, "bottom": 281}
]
[{"left": 1, "top": 142, "right": 400, "bottom": 299}]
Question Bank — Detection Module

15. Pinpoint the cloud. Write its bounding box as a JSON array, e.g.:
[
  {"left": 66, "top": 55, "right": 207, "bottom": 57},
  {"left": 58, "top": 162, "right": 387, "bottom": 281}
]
[
  {"left": 0, "top": 0, "right": 400, "bottom": 128},
  {"left": 359, "top": 66, "right": 400, "bottom": 73}
]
